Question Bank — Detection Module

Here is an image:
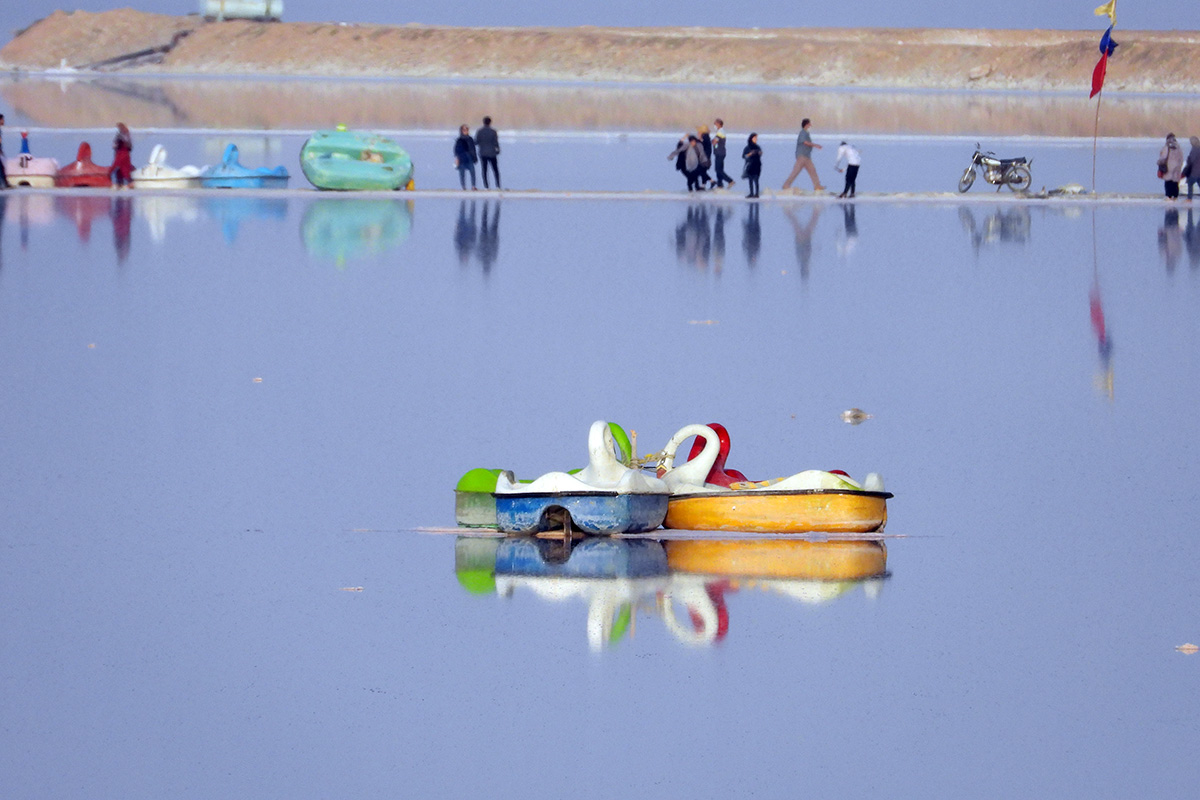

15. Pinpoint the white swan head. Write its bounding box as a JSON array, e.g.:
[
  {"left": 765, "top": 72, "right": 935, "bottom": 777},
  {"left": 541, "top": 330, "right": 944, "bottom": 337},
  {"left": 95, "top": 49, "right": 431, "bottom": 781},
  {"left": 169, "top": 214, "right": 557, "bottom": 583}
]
[{"left": 657, "top": 424, "right": 720, "bottom": 491}]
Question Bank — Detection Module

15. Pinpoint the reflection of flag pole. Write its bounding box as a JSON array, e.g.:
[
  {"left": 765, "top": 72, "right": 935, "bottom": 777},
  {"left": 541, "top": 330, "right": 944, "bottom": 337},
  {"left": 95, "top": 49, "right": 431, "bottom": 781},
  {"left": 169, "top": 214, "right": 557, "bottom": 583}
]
[{"left": 1090, "top": 2, "right": 1117, "bottom": 192}]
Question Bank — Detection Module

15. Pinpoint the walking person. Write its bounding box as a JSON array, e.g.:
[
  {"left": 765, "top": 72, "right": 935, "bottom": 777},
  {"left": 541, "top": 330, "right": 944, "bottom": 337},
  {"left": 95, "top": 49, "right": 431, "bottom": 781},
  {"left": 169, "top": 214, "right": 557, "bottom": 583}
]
[
  {"left": 712, "top": 119, "right": 735, "bottom": 189},
  {"left": 109, "top": 123, "right": 133, "bottom": 188},
  {"left": 742, "top": 133, "right": 762, "bottom": 198},
  {"left": 0, "top": 113, "right": 9, "bottom": 189},
  {"left": 781, "top": 118, "right": 825, "bottom": 193},
  {"left": 697, "top": 125, "right": 714, "bottom": 188},
  {"left": 1158, "top": 133, "right": 1184, "bottom": 200},
  {"left": 1184, "top": 136, "right": 1200, "bottom": 202},
  {"left": 474, "top": 117, "right": 501, "bottom": 190},
  {"left": 834, "top": 141, "right": 861, "bottom": 198},
  {"left": 669, "top": 135, "right": 706, "bottom": 192},
  {"left": 454, "top": 124, "right": 478, "bottom": 190}
]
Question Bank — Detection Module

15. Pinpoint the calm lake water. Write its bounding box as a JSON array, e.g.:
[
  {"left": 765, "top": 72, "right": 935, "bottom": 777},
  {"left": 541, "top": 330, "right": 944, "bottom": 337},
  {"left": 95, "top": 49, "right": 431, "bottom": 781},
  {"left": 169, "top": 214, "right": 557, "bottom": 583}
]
[{"left": 3, "top": 162, "right": 1200, "bottom": 793}]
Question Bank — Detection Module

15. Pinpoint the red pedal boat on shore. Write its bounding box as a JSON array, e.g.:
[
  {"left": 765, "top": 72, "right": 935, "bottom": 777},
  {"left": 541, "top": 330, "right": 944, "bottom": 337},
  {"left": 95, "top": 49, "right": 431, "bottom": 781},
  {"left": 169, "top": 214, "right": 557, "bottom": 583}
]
[{"left": 55, "top": 143, "right": 112, "bottom": 188}]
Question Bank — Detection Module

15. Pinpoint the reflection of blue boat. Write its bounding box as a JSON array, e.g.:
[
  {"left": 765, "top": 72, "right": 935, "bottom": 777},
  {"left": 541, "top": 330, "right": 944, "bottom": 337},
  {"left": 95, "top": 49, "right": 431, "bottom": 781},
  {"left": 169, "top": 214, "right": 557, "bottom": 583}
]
[
  {"left": 200, "top": 144, "right": 289, "bottom": 189},
  {"left": 495, "top": 537, "right": 668, "bottom": 579},
  {"left": 204, "top": 195, "right": 289, "bottom": 244},
  {"left": 300, "top": 198, "right": 412, "bottom": 265}
]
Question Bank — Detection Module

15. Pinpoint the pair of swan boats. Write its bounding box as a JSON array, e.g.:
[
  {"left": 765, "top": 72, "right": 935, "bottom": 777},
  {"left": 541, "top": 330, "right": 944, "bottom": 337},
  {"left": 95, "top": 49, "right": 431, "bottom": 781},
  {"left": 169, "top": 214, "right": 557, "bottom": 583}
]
[{"left": 455, "top": 420, "right": 891, "bottom": 535}]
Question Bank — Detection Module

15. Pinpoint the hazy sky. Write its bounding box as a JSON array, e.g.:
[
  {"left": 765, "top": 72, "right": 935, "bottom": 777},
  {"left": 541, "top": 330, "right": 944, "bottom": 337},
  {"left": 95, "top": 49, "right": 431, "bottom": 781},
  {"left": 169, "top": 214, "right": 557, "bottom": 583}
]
[{"left": 1, "top": 0, "right": 1191, "bottom": 36}]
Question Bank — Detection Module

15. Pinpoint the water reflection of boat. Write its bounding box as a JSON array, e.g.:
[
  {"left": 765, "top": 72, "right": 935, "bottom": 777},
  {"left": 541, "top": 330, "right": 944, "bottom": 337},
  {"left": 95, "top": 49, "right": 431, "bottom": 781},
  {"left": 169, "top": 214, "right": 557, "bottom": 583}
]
[
  {"left": 204, "top": 195, "right": 288, "bottom": 244},
  {"left": 661, "top": 538, "right": 888, "bottom": 646},
  {"left": 300, "top": 198, "right": 412, "bottom": 265},
  {"left": 140, "top": 194, "right": 202, "bottom": 242},
  {"left": 54, "top": 195, "right": 112, "bottom": 243},
  {"left": 493, "top": 537, "right": 670, "bottom": 651}
]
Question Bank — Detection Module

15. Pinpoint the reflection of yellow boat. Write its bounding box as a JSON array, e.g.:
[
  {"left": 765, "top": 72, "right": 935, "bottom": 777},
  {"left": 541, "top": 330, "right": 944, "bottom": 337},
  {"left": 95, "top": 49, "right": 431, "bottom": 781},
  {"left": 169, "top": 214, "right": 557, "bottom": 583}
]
[
  {"left": 665, "top": 491, "right": 889, "bottom": 534},
  {"left": 665, "top": 538, "right": 887, "bottom": 582}
]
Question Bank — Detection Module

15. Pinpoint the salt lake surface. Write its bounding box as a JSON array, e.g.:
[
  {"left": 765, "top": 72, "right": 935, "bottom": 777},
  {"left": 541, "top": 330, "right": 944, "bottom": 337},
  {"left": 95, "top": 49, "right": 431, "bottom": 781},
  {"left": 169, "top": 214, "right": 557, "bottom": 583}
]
[{"left": 3, "top": 138, "right": 1200, "bottom": 795}]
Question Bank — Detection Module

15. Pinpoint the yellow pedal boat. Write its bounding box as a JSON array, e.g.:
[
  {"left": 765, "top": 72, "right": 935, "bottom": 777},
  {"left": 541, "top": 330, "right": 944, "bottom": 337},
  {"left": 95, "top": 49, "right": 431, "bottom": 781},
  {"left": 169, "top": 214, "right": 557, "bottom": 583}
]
[{"left": 657, "top": 424, "right": 892, "bottom": 533}]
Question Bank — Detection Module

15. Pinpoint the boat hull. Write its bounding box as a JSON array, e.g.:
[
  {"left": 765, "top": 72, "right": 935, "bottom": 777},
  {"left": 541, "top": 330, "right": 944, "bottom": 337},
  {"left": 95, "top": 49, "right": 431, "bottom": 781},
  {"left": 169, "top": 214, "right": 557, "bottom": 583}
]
[
  {"left": 665, "top": 538, "right": 887, "bottom": 581},
  {"left": 55, "top": 172, "right": 111, "bottom": 188},
  {"left": 200, "top": 175, "right": 289, "bottom": 189},
  {"left": 664, "top": 489, "right": 890, "bottom": 533},
  {"left": 133, "top": 176, "right": 201, "bottom": 189},
  {"left": 300, "top": 130, "right": 414, "bottom": 191},
  {"left": 9, "top": 175, "right": 56, "bottom": 188},
  {"left": 495, "top": 492, "right": 668, "bottom": 535}
]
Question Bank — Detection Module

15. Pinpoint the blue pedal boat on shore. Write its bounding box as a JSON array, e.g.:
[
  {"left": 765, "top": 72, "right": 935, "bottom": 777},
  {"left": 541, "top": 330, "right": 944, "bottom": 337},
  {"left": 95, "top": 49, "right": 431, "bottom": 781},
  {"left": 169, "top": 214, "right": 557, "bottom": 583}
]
[{"left": 199, "top": 144, "right": 289, "bottom": 189}]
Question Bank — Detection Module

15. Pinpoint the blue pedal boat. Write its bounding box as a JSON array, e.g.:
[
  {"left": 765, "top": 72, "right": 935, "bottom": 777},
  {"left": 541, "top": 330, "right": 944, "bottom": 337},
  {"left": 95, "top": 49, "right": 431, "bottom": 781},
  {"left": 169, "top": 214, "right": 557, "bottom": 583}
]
[{"left": 199, "top": 144, "right": 290, "bottom": 189}]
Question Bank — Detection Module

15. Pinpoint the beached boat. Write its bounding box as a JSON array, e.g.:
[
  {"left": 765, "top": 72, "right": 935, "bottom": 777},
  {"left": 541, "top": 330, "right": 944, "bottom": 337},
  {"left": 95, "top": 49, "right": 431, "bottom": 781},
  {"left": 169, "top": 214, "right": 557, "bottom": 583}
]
[
  {"left": 4, "top": 132, "right": 58, "bottom": 187},
  {"left": 300, "top": 128, "right": 414, "bottom": 191},
  {"left": 454, "top": 422, "right": 633, "bottom": 528},
  {"left": 494, "top": 420, "right": 667, "bottom": 534},
  {"left": 132, "top": 144, "right": 201, "bottom": 189},
  {"left": 199, "top": 143, "right": 289, "bottom": 189},
  {"left": 54, "top": 142, "right": 111, "bottom": 188},
  {"left": 657, "top": 423, "right": 891, "bottom": 533}
]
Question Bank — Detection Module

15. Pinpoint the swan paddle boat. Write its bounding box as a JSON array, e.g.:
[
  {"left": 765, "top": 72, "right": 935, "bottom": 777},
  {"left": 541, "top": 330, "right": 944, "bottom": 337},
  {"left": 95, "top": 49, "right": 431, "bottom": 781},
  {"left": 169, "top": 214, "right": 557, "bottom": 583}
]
[
  {"left": 132, "top": 145, "right": 202, "bottom": 189},
  {"left": 55, "top": 142, "right": 111, "bottom": 188},
  {"left": 454, "top": 422, "right": 634, "bottom": 528},
  {"left": 300, "top": 127, "right": 415, "bottom": 191},
  {"left": 660, "top": 538, "right": 887, "bottom": 645},
  {"left": 199, "top": 144, "right": 289, "bottom": 189},
  {"left": 493, "top": 537, "right": 669, "bottom": 651},
  {"left": 657, "top": 423, "right": 891, "bottom": 533},
  {"left": 494, "top": 420, "right": 668, "bottom": 534},
  {"left": 4, "top": 132, "right": 59, "bottom": 187}
]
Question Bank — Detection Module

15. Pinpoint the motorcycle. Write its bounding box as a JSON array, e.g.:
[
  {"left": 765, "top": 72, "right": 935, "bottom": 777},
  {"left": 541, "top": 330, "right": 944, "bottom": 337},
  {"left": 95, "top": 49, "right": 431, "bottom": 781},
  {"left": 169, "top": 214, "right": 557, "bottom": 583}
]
[{"left": 958, "top": 144, "right": 1032, "bottom": 193}]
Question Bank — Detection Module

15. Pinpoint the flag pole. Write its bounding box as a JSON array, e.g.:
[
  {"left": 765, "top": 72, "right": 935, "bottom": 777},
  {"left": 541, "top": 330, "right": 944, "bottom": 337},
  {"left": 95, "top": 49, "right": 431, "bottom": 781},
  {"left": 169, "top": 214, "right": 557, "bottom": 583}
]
[{"left": 1092, "top": 90, "right": 1102, "bottom": 193}]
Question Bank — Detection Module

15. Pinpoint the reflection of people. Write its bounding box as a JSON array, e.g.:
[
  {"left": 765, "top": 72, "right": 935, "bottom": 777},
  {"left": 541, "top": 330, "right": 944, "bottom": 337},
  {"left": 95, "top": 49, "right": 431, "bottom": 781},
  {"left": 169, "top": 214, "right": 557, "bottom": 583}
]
[
  {"left": 742, "top": 133, "right": 762, "bottom": 199},
  {"left": 1159, "top": 207, "right": 1183, "bottom": 271},
  {"left": 1158, "top": 133, "right": 1183, "bottom": 200},
  {"left": 477, "top": 202, "right": 500, "bottom": 273},
  {"left": 834, "top": 141, "right": 860, "bottom": 198},
  {"left": 783, "top": 205, "right": 822, "bottom": 279},
  {"left": 675, "top": 205, "right": 712, "bottom": 270},
  {"left": 112, "top": 195, "right": 132, "bottom": 264},
  {"left": 712, "top": 206, "right": 726, "bottom": 274},
  {"left": 1186, "top": 209, "right": 1200, "bottom": 270},
  {"left": 453, "top": 125, "right": 478, "bottom": 191},
  {"left": 742, "top": 203, "right": 760, "bottom": 268},
  {"left": 474, "top": 116, "right": 501, "bottom": 190},
  {"left": 110, "top": 123, "right": 133, "bottom": 188},
  {"left": 838, "top": 202, "right": 858, "bottom": 258},
  {"left": 454, "top": 200, "right": 477, "bottom": 267},
  {"left": 781, "top": 118, "right": 825, "bottom": 192}
]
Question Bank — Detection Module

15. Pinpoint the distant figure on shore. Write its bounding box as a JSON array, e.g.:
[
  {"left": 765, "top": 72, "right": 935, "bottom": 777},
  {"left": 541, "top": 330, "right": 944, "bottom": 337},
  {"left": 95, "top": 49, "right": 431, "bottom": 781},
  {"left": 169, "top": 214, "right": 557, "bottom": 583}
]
[
  {"left": 110, "top": 123, "right": 133, "bottom": 188},
  {"left": 1184, "top": 136, "right": 1199, "bottom": 202},
  {"left": 454, "top": 125, "right": 478, "bottom": 190},
  {"left": 712, "top": 119, "right": 735, "bottom": 189},
  {"left": 782, "top": 118, "right": 825, "bottom": 193},
  {"left": 668, "top": 135, "right": 706, "bottom": 192},
  {"left": 697, "top": 125, "right": 714, "bottom": 188},
  {"left": 742, "top": 133, "right": 762, "bottom": 199},
  {"left": 474, "top": 116, "right": 501, "bottom": 190},
  {"left": 0, "top": 113, "right": 8, "bottom": 189},
  {"left": 835, "top": 141, "right": 861, "bottom": 198},
  {"left": 1159, "top": 133, "right": 1183, "bottom": 200}
]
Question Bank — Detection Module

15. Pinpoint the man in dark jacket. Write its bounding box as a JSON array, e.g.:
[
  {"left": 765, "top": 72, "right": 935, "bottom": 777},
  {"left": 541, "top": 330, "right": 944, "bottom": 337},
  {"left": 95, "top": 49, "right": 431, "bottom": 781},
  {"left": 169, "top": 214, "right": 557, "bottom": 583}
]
[
  {"left": 0, "top": 113, "right": 9, "bottom": 189},
  {"left": 474, "top": 116, "right": 501, "bottom": 190},
  {"left": 454, "top": 124, "right": 478, "bottom": 190}
]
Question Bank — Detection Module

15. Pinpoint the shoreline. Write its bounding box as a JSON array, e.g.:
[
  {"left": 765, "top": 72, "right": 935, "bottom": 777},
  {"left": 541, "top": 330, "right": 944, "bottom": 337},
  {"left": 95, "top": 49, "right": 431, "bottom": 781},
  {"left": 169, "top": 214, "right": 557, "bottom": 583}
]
[{"left": 3, "top": 10, "right": 1200, "bottom": 94}]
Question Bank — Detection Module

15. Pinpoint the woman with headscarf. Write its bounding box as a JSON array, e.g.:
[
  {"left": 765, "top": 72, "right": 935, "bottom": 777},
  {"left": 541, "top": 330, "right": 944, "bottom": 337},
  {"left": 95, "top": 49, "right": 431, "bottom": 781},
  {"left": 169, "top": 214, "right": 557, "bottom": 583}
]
[
  {"left": 110, "top": 123, "right": 133, "bottom": 188},
  {"left": 1158, "top": 133, "right": 1184, "bottom": 200},
  {"left": 742, "top": 133, "right": 762, "bottom": 199}
]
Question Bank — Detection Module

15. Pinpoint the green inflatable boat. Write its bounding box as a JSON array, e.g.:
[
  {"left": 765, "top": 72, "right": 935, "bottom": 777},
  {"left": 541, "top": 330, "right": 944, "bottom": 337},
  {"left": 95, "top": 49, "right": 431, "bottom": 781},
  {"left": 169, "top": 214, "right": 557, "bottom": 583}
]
[{"left": 300, "top": 127, "right": 415, "bottom": 191}]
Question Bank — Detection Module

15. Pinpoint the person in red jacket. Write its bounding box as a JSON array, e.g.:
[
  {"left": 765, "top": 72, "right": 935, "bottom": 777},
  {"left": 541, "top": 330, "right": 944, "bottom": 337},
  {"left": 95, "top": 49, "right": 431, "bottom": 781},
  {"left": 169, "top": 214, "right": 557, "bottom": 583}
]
[{"left": 110, "top": 123, "right": 133, "bottom": 188}]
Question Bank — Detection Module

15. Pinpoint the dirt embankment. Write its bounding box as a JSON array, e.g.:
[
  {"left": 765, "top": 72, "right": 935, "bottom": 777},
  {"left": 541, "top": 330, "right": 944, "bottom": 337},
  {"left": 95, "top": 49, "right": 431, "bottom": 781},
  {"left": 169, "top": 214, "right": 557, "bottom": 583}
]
[{"left": 3, "top": 9, "right": 1200, "bottom": 93}]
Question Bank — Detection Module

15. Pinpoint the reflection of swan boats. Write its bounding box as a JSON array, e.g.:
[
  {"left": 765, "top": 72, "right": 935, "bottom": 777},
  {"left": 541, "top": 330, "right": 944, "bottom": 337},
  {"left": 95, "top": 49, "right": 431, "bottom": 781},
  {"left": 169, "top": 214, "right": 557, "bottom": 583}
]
[
  {"left": 300, "top": 198, "right": 413, "bottom": 264},
  {"left": 300, "top": 128, "right": 414, "bottom": 191},
  {"left": 55, "top": 142, "right": 111, "bottom": 188},
  {"left": 494, "top": 421, "right": 668, "bottom": 534},
  {"left": 454, "top": 422, "right": 634, "bottom": 528},
  {"left": 661, "top": 538, "right": 888, "bottom": 645},
  {"left": 204, "top": 195, "right": 288, "bottom": 243},
  {"left": 132, "top": 144, "right": 201, "bottom": 189},
  {"left": 200, "top": 144, "right": 289, "bottom": 189},
  {"left": 493, "top": 537, "right": 669, "bottom": 651},
  {"left": 658, "top": 424, "right": 891, "bottom": 533}
]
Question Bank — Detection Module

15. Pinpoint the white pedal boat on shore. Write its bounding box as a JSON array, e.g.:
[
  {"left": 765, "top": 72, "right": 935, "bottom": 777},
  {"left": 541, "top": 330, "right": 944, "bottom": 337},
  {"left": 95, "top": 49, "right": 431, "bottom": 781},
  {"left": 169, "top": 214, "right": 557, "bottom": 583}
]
[{"left": 132, "top": 145, "right": 202, "bottom": 189}]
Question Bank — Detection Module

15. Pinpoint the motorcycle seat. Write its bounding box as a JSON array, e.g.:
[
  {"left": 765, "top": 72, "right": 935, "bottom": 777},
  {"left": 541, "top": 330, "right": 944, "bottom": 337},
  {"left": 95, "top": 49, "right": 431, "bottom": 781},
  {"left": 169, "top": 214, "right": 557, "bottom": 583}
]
[{"left": 999, "top": 156, "right": 1028, "bottom": 166}]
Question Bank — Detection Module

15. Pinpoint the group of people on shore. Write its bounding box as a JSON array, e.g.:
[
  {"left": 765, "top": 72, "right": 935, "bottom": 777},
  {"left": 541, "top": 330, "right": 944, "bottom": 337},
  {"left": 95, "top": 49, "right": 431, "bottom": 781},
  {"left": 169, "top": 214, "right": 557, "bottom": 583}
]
[
  {"left": 670, "top": 117, "right": 860, "bottom": 199},
  {"left": 453, "top": 117, "right": 502, "bottom": 191},
  {"left": 1158, "top": 133, "right": 1200, "bottom": 201}
]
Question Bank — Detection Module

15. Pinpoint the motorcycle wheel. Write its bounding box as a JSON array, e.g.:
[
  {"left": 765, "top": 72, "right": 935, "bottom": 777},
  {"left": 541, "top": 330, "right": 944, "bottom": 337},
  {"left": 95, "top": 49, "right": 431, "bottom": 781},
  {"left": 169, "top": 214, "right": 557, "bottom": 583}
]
[
  {"left": 957, "top": 168, "right": 976, "bottom": 193},
  {"left": 1005, "top": 165, "right": 1032, "bottom": 192}
]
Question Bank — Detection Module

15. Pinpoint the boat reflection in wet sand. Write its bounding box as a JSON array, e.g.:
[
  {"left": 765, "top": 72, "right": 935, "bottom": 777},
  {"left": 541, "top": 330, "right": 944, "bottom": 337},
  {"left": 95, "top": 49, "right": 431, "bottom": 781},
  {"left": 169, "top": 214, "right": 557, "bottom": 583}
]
[
  {"left": 660, "top": 537, "right": 888, "bottom": 646},
  {"left": 456, "top": 535, "right": 669, "bottom": 652},
  {"left": 452, "top": 534, "right": 888, "bottom": 650}
]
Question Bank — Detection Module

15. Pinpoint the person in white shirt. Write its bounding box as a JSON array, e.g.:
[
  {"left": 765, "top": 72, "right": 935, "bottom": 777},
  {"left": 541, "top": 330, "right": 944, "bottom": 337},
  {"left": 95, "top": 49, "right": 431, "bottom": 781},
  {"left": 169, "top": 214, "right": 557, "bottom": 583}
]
[{"left": 835, "top": 141, "right": 861, "bottom": 198}]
